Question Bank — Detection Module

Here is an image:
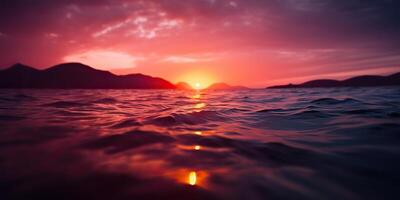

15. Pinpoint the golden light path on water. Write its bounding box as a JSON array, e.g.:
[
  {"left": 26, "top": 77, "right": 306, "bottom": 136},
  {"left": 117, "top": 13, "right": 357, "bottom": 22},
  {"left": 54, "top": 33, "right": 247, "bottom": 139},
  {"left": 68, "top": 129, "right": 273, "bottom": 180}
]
[{"left": 186, "top": 90, "right": 204, "bottom": 186}]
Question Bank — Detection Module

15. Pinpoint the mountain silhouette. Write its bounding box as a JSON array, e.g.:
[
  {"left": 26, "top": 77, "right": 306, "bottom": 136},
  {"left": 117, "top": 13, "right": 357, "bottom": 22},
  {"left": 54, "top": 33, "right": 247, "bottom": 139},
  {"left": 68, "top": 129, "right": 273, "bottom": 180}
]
[
  {"left": 0, "top": 63, "right": 176, "bottom": 89},
  {"left": 175, "top": 82, "right": 193, "bottom": 90},
  {"left": 268, "top": 72, "right": 400, "bottom": 88},
  {"left": 205, "top": 82, "right": 248, "bottom": 90}
]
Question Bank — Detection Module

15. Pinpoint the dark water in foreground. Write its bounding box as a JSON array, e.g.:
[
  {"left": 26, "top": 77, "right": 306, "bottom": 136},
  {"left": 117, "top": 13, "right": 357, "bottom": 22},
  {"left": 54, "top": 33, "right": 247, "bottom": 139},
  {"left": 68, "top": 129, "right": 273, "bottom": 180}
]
[{"left": 0, "top": 88, "right": 400, "bottom": 200}]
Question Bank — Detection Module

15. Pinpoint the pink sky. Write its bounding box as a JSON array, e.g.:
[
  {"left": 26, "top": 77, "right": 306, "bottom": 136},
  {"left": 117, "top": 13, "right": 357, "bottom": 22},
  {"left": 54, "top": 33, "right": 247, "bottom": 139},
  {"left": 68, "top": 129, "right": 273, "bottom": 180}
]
[{"left": 1, "top": 0, "right": 399, "bottom": 87}]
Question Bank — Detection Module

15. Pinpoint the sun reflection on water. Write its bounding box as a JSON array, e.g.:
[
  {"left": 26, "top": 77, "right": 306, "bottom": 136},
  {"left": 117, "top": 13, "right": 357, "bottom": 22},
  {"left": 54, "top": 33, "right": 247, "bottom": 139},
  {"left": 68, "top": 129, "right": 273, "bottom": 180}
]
[
  {"left": 192, "top": 94, "right": 201, "bottom": 99},
  {"left": 194, "top": 131, "right": 202, "bottom": 135},
  {"left": 194, "top": 103, "right": 206, "bottom": 109},
  {"left": 188, "top": 171, "right": 197, "bottom": 186},
  {"left": 185, "top": 91, "right": 207, "bottom": 187}
]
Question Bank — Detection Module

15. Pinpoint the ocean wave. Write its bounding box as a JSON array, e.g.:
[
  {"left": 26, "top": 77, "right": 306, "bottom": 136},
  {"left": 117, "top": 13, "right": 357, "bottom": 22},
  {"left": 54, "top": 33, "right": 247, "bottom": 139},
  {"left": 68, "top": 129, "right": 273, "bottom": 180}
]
[
  {"left": 1, "top": 88, "right": 400, "bottom": 199},
  {"left": 110, "top": 119, "right": 142, "bottom": 128},
  {"left": 43, "top": 100, "right": 90, "bottom": 108},
  {"left": 0, "top": 94, "right": 36, "bottom": 102},
  {"left": 290, "top": 110, "right": 335, "bottom": 119},
  {"left": 91, "top": 97, "right": 118, "bottom": 104},
  {"left": 342, "top": 109, "right": 381, "bottom": 115},
  {"left": 14, "top": 94, "right": 37, "bottom": 101},
  {"left": 147, "top": 110, "right": 224, "bottom": 126},
  {"left": 80, "top": 129, "right": 175, "bottom": 154},
  {"left": 0, "top": 115, "right": 25, "bottom": 121},
  {"left": 221, "top": 108, "right": 250, "bottom": 114},
  {"left": 310, "top": 97, "right": 362, "bottom": 105},
  {"left": 388, "top": 112, "right": 400, "bottom": 118},
  {"left": 257, "top": 108, "right": 287, "bottom": 113}
]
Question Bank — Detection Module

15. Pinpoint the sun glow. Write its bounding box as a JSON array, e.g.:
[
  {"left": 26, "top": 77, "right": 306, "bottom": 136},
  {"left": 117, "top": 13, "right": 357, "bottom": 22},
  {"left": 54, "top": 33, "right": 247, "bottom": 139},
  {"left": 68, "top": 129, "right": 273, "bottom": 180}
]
[
  {"left": 189, "top": 81, "right": 208, "bottom": 90},
  {"left": 194, "top": 82, "right": 202, "bottom": 90},
  {"left": 64, "top": 50, "right": 142, "bottom": 70},
  {"left": 177, "top": 71, "right": 216, "bottom": 90}
]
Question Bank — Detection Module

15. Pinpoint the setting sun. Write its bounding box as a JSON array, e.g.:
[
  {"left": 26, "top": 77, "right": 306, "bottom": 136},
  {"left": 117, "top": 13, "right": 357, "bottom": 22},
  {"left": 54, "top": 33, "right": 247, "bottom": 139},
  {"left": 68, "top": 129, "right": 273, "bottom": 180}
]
[
  {"left": 177, "top": 71, "right": 216, "bottom": 90},
  {"left": 194, "top": 82, "right": 201, "bottom": 89},
  {"left": 187, "top": 80, "right": 209, "bottom": 90}
]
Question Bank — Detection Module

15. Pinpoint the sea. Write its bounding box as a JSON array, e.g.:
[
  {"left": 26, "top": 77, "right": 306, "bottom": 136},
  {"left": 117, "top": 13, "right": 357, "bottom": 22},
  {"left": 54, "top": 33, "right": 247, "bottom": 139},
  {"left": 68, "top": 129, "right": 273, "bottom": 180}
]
[{"left": 0, "top": 87, "right": 399, "bottom": 200}]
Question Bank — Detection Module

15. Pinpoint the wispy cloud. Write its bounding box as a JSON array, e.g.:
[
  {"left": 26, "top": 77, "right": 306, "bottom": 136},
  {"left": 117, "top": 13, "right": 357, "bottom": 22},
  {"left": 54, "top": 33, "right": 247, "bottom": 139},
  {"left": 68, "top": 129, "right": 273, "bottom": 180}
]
[
  {"left": 92, "top": 14, "right": 183, "bottom": 39},
  {"left": 162, "top": 55, "right": 215, "bottom": 63},
  {"left": 92, "top": 18, "right": 133, "bottom": 38}
]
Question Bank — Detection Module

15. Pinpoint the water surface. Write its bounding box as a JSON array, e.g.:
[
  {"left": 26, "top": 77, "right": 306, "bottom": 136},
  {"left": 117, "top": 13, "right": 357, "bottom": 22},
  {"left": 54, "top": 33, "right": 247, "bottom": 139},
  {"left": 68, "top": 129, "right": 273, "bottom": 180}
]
[{"left": 0, "top": 88, "right": 399, "bottom": 199}]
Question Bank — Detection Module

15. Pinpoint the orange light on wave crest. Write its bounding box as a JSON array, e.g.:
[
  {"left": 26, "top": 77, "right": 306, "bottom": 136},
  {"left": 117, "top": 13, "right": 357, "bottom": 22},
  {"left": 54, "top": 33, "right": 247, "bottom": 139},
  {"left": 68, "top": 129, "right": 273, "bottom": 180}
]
[
  {"left": 188, "top": 171, "right": 197, "bottom": 186},
  {"left": 192, "top": 94, "right": 201, "bottom": 99},
  {"left": 194, "top": 131, "right": 202, "bottom": 135},
  {"left": 194, "top": 103, "right": 206, "bottom": 109},
  {"left": 167, "top": 169, "right": 208, "bottom": 187}
]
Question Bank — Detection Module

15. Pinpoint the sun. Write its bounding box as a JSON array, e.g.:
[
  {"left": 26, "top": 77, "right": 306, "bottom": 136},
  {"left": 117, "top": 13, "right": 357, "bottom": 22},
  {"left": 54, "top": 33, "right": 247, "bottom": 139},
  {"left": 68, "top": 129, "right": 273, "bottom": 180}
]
[
  {"left": 194, "top": 82, "right": 202, "bottom": 90},
  {"left": 177, "top": 71, "right": 216, "bottom": 90}
]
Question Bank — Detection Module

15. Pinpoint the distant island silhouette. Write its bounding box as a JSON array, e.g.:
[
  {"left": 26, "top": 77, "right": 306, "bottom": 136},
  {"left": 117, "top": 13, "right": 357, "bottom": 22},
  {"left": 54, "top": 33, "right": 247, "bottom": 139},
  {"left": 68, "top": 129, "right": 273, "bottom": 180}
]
[
  {"left": 268, "top": 72, "right": 400, "bottom": 88},
  {"left": 2, "top": 63, "right": 399, "bottom": 90},
  {"left": 205, "top": 82, "right": 248, "bottom": 90},
  {"left": 175, "top": 82, "right": 248, "bottom": 91},
  {"left": 0, "top": 63, "right": 176, "bottom": 89},
  {"left": 175, "top": 82, "right": 193, "bottom": 90}
]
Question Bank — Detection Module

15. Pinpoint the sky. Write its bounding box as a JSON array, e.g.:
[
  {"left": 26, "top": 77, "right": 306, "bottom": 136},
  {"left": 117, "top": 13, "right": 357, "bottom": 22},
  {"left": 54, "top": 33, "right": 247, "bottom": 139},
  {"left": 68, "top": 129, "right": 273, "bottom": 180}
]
[{"left": 0, "top": 0, "right": 400, "bottom": 87}]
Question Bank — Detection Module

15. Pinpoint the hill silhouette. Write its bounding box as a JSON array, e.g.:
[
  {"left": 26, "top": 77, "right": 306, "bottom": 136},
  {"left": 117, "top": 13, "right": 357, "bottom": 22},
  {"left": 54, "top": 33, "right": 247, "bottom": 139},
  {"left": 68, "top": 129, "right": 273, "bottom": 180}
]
[
  {"left": 268, "top": 72, "right": 400, "bottom": 88},
  {"left": 175, "top": 82, "right": 193, "bottom": 90},
  {"left": 205, "top": 82, "right": 248, "bottom": 90},
  {"left": 0, "top": 63, "right": 176, "bottom": 89}
]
